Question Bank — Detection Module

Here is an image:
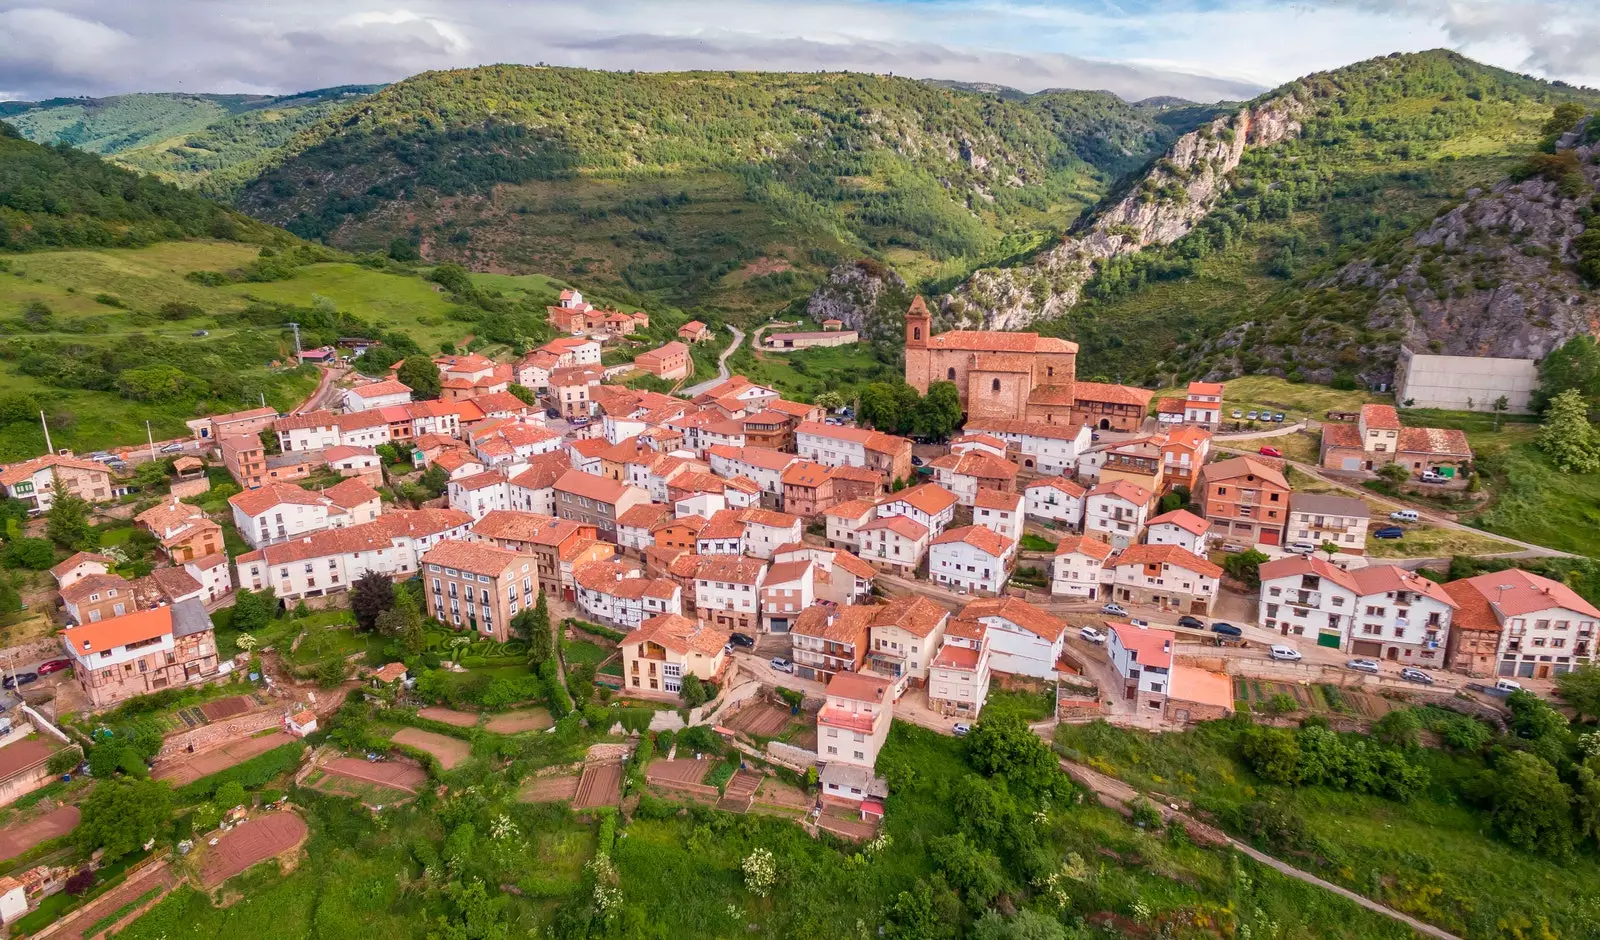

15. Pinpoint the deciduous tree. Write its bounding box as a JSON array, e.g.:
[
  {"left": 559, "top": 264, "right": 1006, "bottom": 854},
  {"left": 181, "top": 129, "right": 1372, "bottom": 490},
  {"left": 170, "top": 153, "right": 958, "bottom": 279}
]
[
  {"left": 398, "top": 355, "right": 443, "bottom": 400},
  {"left": 76, "top": 777, "right": 172, "bottom": 862},
  {"left": 1537, "top": 389, "right": 1600, "bottom": 473},
  {"left": 351, "top": 571, "right": 395, "bottom": 633}
]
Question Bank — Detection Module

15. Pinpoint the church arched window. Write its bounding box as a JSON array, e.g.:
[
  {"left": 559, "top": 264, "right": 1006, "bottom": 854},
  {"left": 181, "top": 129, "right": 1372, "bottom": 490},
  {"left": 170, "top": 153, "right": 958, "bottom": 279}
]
[
  {"left": 991, "top": 378, "right": 1001, "bottom": 393},
  {"left": 913, "top": 327, "right": 922, "bottom": 340},
  {"left": 947, "top": 368, "right": 956, "bottom": 381}
]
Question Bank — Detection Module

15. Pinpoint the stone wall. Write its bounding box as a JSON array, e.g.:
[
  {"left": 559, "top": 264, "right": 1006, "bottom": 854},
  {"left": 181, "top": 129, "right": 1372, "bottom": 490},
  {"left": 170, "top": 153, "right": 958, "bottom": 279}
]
[
  {"left": 156, "top": 709, "right": 280, "bottom": 759},
  {"left": 169, "top": 477, "right": 212, "bottom": 499},
  {"left": 765, "top": 741, "right": 819, "bottom": 771}
]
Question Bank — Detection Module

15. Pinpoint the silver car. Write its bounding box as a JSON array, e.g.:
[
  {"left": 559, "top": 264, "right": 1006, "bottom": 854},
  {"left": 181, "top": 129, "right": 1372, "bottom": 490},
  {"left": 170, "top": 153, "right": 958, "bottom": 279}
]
[{"left": 1346, "top": 658, "right": 1380, "bottom": 674}]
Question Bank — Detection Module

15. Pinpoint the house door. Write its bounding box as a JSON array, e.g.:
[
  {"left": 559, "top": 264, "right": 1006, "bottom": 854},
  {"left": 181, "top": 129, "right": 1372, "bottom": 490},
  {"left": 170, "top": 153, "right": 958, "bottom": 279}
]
[
  {"left": 1259, "top": 528, "right": 1280, "bottom": 546},
  {"left": 1191, "top": 600, "right": 1208, "bottom": 615},
  {"left": 1099, "top": 419, "right": 1111, "bottom": 430},
  {"left": 1350, "top": 639, "right": 1381, "bottom": 656},
  {"left": 1536, "top": 663, "right": 1552, "bottom": 679},
  {"left": 1385, "top": 647, "right": 1399, "bottom": 661}
]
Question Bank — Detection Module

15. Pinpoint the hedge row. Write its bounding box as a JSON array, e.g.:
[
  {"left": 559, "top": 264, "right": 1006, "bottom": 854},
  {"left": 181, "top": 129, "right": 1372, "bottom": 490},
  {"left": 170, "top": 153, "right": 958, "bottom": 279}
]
[{"left": 175, "top": 741, "right": 305, "bottom": 802}]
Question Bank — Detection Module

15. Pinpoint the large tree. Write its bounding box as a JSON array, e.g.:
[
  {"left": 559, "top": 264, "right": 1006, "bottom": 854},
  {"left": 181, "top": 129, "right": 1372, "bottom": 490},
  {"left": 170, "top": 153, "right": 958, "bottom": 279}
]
[
  {"left": 46, "top": 489, "right": 93, "bottom": 552},
  {"left": 1537, "top": 389, "right": 1600, "bottom": 473},
  {"left": 964, "top": 712, "right": 1060, "bottom": 795},
  {"left": 76, "top": 777, "right": 172, "bottom": 862},
  {"left": 521, "top": 590, "right": 553, "bottom": 664},
  {"left": 913, "top": 381, "right": 963, "bottom": 440},
  {"left": 230, "top": 587, "right": 277, "bottom": 634},
  {"left": 1558, "top": 667, "right": 1600, "bottom": 722},
  {"left": 1539, "top": 336, "right": 1600, "bottom": 411},
  {"left": 376, "top": 586, "right": 425, "bottom": 650},
  {"left": 1485, "top": 751, "right": 1575, "bottom": 856},
  {"left": 397, "top": 355, "right": 442, "bottom": 400},
  {"left": 351, "top": 571, "right": 396, "bottom": 633}
]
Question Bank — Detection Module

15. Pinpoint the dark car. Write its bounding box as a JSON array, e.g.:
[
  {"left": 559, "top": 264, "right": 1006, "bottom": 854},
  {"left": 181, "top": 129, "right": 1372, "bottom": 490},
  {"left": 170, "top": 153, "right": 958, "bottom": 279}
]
[
  {"left": 1176, "top": 615, "right": 1205, "bottom": 630},
  {"left": 3, "top": 672, "right": 39, "bottom": 690},
  {"left": 545, "top": 408, "right": 560, "bottom": 419},
  {"left": 729, "top": 633, "right": 756, "bottom": 648},
  {"left": 1209, "top": 622, "right": 1243, "bottom": 637},
  {"left": 1372, "top": 526, "right": 1405, "bottom": 540},
  {"left": 35, "top": 659, "right": 72, "bottom": 676}
]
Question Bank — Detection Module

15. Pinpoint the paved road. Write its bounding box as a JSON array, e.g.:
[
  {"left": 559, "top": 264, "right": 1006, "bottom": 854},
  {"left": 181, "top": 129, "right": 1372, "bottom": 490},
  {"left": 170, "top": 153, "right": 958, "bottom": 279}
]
[
  {"left": 681, "top": 327, "right": 746, "bottom": 398},
  {"left": 1215, "top": 444, "right": 1574, "bottom": 559},
  {"left": 295, "top": 365, "right": 347, "bottom": 415}
]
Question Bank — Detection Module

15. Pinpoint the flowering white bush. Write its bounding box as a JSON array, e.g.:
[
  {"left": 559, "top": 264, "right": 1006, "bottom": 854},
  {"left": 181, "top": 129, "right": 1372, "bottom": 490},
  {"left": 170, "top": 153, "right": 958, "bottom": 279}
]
[
  {"left": 235, "top": 633, "right": 258, "bottom": 652},
  {"left": 742, "top": 847, "right": 776, "bottom": 897},
  {"left": 490, "top": 814, "right": 518, "bottom": 841}
]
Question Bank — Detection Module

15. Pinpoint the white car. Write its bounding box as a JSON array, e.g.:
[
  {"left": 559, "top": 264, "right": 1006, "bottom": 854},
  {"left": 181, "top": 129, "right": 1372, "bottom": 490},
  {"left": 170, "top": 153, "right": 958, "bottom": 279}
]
[
  {"left": 1285, "top": 542, "right": 1318, "bottom": 555},
  {"left": 769, "top": 657, "right": 794, "bottom": 674},
  {"left": 1079, "top": 626, "right": 1106, "bottom": 644},
  {"left": 952, "top": 723, "right": 972, "bottom": 737},
  {"left": 1269, "top": 645, "right": 1303, "bottom": 662},
  {"left": 1100, "top": 602, "right": 1128, "bottom": 617},
  {"left": 1346, "top": 658, "right": 1381, "bottom": 674}
]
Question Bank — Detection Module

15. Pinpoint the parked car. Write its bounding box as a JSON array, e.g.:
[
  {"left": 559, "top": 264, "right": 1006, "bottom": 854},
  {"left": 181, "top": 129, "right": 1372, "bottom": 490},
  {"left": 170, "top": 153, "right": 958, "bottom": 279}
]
[
  {"left": 1493, "top": 678, "right": 1523, "bottom": 694},
  {"left": 911, "top": 456, "right": 924, "bottom": 467},
  {"left": 1273, "top": 412, "right": 1286, "bottom": 422},
  {"left": 1419, "top": 470, "right": 1447, "bottom": 484},
  {"left": 1286, "top": 541, "right": 1318, "bottom": 555},
  {"left": 2, "top": 672, "right": 39, "bottom": 690},
  {"left": 1345, "top": 658, "right": 1381, "bottom": 674},
  {"left": 1400, "top": 667, "right": 1435, "bottom": 684},
  {"left": 1220, "top": 543, "right": 1246, "bottom": 553},
  {"left": 89, "top": 452, "right": 114, "bottom": 463},
  {"left": 1372, "top": 526, "right": 1405, "bottom": 539},
  {"left": 1246, "top": 411, "right": 1259, "bottom": 420},
  {"left": 729, "top": 632, "right": 755, "bottom": 648},
  {"left": 723, "top": 642, "right": 736, "bottom": 655},
  {"left": 1176, "top": 615, "right": 1205, "bottom": 630},
  {"left": 769, "top": 657, "right": 794, "bottom": 673},
  {"left": 1269, "top": 645, "right": 1303, "bottom": 662},
  {"left": 952, "top": 722, "right": 972, "bottom": 737},
  {"left": 1231, "top": 410, "right": 1244, "bottom": 419},
  {"left": 35, "top": 659, "right": 72, "bottom": 675},
  {"left": 160, "top": 442, "right": 184, "bottom": 453},
  {"left": 1079, "top": 626, "right": 1106, "bottom": 644},
  {"left": 1390, "top": 509, "right": 1420, "bottom": 523},
  {"left": 1100, "top": 602, "right": 1128, "bottom": 617},
  {"left": 546, "top": 408, "right": 560, "bottom": 419},
  {"left": 1209, "top": 622, "right": 1242, "bottom": 637},
  {"left": 1258, "top": 446, "right": 1282, "bottom": 458}
]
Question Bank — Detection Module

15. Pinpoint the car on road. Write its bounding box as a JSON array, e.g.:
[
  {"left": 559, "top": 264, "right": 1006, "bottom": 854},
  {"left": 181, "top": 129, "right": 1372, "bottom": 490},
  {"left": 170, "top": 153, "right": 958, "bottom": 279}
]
[
  {"left": 769, "top": 657, "right": 793, "bottom": 673},
  {"left": 1345, "top": 658, "right": 1381, "bottom": 674},
  {"left": 1100, "top": 602, "right": 1128, "bottom": 617},
  {"left": 1400, "top": 667, "right": 1435, "bottom": 684},
  {"left": 2, "top": 672, "right": 39, "bottom": 690},
  {"left": 1220, "top": 543, "right": 1246, "bottom": 553},
  {"left": 1176, "top": 615, "right": 1205, "bottom": 630},
  {"left": 1258, "top": 446, "right": 1282, "bottom": 458},
  {"left": 1286, "top": 541, "right": 1318, "bottom": 555},
  {"left": 911, "top": 456, "right": 924, "bottom": 467},
  {"left": 1269, "top": 645, "right": 1303, "bottom": 662},
  {"left": 36, "top": 659, "right": 72, "bottom": 675},
  {"left": 1079, "top": 626, "right": 1106, "bottom": 644},
  {"left": 546, "top": 408, "right": 560, "bottom": 419},
  {"left": 953, "top": 722, "right": 972, "bottom": 737},
  {"left": 1372, "top": 526, "right": 1405, "bottom": 539},
  {"left": 1246, "top": 411, "right": 1259, "bottom": 420},
  {"left": 1209, "top": 622, "right": 1242, "bottom": 637},
  {"left": 729, "top": 633, "right": 755, "bottom": 648},
  {"left": 1390, "top": 509, "right": 1419, "bottom": 523},
  {"left": 160, "top": 442, "right": 185, "bottom": 453}
]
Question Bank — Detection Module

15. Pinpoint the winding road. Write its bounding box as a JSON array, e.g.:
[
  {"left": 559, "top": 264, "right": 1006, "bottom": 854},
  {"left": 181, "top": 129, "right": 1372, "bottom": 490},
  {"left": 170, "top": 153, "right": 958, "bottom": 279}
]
[{"left": 681, "top": 326, "right": 746, "bottom": 397}]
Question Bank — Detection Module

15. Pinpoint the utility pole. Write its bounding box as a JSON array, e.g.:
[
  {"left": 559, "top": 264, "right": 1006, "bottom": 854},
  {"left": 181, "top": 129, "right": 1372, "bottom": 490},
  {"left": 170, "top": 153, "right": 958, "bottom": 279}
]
[
  {"left": 38, "top": 410, "right": 52, "bottom": 454},
  {"left": 146, "top": 420, "right": 157, "bottom": 461},
  {"left": 288, "top": 322, "right": 302, "bottom": 361}
]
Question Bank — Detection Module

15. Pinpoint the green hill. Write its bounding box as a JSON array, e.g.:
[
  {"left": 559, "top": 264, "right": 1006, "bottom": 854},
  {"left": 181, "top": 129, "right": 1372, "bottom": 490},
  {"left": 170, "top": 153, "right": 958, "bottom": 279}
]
[{"left": 231, "top": 66, "right": 1190, "bottom": 314}]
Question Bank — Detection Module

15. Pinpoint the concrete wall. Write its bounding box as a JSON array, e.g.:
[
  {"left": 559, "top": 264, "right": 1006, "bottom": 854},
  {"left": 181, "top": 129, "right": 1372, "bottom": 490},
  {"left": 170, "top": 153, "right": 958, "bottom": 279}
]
[{"left": 1396, "top": 348, "right": 1538, "bottom": 413}]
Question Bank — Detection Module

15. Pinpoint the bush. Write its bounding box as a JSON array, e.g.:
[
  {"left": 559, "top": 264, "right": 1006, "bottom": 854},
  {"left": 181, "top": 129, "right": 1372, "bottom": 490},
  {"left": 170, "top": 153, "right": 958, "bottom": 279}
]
[
  {"left": 679, "top": 724, "right": 722, "bottom": 756},
  {"left": 175, "top": 742, "right": 303, "bottom": 802}
]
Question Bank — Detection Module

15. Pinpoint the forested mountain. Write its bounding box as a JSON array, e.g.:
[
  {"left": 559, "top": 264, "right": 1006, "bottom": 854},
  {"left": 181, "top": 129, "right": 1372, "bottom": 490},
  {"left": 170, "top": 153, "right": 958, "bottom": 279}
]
[
  {"left": 933, "top": 50, "right": 1600, "bottom": 381},
  {"left": 0, "top": 121, "right": 285, "bottom": 251},
  {"left": 230, "top": 67, "right": 1191, "bottom": 313},
  {"left": 4, "top": 87, "right": 378, "bottom": 196}
]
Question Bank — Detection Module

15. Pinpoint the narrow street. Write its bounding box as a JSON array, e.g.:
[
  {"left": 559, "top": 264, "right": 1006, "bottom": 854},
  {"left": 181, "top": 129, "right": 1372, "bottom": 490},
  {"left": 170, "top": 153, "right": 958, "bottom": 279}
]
[{"left": 680, "top": 327, "right": 747, "bottom": 397}]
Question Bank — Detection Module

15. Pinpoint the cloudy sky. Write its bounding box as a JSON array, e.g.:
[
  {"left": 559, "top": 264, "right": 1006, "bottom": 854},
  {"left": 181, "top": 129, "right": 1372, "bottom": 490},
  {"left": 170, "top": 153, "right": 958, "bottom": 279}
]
[{"left": 1, "top": 0, "right": 1597, "bottom": 104}]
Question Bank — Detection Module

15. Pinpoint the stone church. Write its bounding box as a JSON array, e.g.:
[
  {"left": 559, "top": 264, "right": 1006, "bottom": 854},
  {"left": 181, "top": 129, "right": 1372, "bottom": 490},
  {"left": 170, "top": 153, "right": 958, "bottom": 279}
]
[{"left": 903, "top": 297, "right": 1152, "bottom": 431}]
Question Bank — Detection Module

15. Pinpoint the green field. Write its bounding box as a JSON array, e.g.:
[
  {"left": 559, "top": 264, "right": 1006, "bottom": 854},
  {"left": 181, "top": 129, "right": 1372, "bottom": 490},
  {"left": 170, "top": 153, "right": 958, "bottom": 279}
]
[
  {"left": 723, "top": 337, "right": 901, "bottom": 404},
  {"left": 1468, "top": 444, "right": 1600, "bottom": 556}
]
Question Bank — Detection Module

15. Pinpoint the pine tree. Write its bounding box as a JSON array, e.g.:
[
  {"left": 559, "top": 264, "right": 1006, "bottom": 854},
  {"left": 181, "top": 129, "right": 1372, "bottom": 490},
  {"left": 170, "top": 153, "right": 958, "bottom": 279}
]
[
  {"left": 376, "top": 585, "right": 424, "bottom": 642},
  {"left": 526, "top": 590, "right": 554, "bottom": 665},
  {"left": 1537, "top": 389, "right": 1600, "bottom": 473},
  {"left": 46, "top": 487, "right": 93, "bottom": 551},
  {"left": 350, "top": 571, "right": 395, "bottom": 632}
]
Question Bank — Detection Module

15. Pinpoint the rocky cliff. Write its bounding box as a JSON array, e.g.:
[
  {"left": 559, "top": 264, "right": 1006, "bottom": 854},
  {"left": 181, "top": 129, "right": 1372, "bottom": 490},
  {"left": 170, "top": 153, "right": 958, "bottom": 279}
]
[
  {"left": 939, "top": 94, "right": 1307, "bottom": 331},
  {"left": 805, "top": 260, "right": 915, "bottom": 342}
]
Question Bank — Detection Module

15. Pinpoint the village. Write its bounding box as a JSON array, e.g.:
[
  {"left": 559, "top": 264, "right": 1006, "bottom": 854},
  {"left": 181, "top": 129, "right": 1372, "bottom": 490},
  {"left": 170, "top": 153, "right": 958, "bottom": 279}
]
[{"left": 0, "top": 290, "right": 1588, "bottom": 935}]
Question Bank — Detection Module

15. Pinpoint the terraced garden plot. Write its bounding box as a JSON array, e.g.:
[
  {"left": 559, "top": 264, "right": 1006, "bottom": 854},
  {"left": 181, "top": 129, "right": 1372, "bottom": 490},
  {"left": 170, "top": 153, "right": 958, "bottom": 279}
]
[
  {"left": 151, "top": 731, "right": 290, "bottom": 786},
  {"left": 301, "top": 762, "right": 420, "bottom": 807},
  {"left": 724, "top": 702, "right": 794, "bottom": 738},
  {"left": 572, "top": 763, "right": 622, "bottom": 810},
  {"left": 484, "top": 707, "right": 554, "bottom": 734},
  {"left": 200, "top": 695, "right": 255, "bottom": 721},
  {"left": 518, "top": 772, "right": 580, "bottom": 804},
  {"left": 418, "top": 706, "right": 479, "bottom": 727},
  {"left": 0, "top": 805, "right": 79, "bottom": 862},
  {"left": 198, "top": 812, "right": 309, "bottom": 888},
  {"left": 1232, "top": 678, "right": 1396, "bottom": 719},
  {"left": 390, "top": 727, "right": 471, "bottom": 770}
]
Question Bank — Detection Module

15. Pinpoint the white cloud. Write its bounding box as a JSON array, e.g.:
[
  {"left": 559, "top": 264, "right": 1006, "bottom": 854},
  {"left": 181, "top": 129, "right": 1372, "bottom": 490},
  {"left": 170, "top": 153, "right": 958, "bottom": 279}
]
[{"left": 0, "top": 0, "right": 1594, "bottom": 105}]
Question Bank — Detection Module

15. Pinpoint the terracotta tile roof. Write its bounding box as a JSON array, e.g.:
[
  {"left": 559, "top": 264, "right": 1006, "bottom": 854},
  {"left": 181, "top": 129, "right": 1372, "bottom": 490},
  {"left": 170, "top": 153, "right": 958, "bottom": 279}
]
[
  {"left": 1361, "top": 403, "right": 1401, "bottom": 430},
  {"left": 699, "top": 509, "right": 747, "bottom": 540},
  {"left": 824, "top": 499, "right": 876, "bottom": 519},
  {"left": 796, "top": 420, "right": 874, "bottom": 445},
  {"left": 188, "top": 552, "right": 229, "bottom": 572},
  {"left": 1148, "top": 509, "right": 1210, "bottom": 536},
  {"left": 714, "top": 445, "right": 797, "bottom": 472},
  {"left": 665, "top": 550, "right": 701, "bottom": 578},
  {"left": 0, "top": 454, "right": 110, "bottom": 486},
  {"left": 973, "top": 489, "right": 1022, "bottom": 511},
  {"left": 348, "top": 379, "right": 412, "bottom": 399},
  {"left": 1198, "top": 455, "right": 1288, "bottom": 490},
  {"left": 228, "top": 482, "right": 330, "bottom": 518},
  {"left": 136, "top": 498, "right": 203, "bottom": 532},
  {"left": 741, "top": 508, "right": 800, "bottom": 529},
  {"left": 880, "top": 482, "right": 957, "bottom": 517},
  {"left": 781, "top": 460, "right": 830, "bottom": 488},
  {"left": 1111, "top": 623, "right": 1174, "bottom": 669},
  {"left": 322, "top": 445, "right": 376, "bottom": 463},
  {"left": 433, "top": 451, "right": 482, "bottom": 474},
  {"left": 236, "top": 509, "right": 469, "bottom": 566},
  {"left": 1187, "top": 381, "right": 1225, "bottom": 396},
  {"left": 858, "top": 515, "right": 929, "bottom": 540},
  {"left": 694, "top": 555, "right": 767, "bottom": 585},
  {"left": 322, "top": 477, "right": 381, "bottom": 509},
  {"left": 1164, "top": 426, "right": 1212, "bottom": 450},
  {"left": 559, "top": 536, "right": 610, "bottom": 563},
  {"left": 550, "top": 365, "right": 604, "bottom": 386},
  {"left": 944, "top": 617, "right": 987, "bottom": 641},
  {"left": 633, "top": 613, "right": 729, "bottom": 657},
  {"left": 61, "top": 606, "right": 173, "bottom": 654},
  {"left": 871, "top": 596, "right": 948, "bottom": 638},
  {"left": 1053, "top": 534, "right": 1115, "bottom": 559},
  {"left": 372, "top": 662, "right": 409, "bottom": 683},
  {"left": 1086, "top": 479, "right": 1152, "bottom": 506},
  {"left": 972, "top": 353, "right": 1034, "bottom": 373},
  {"left": 827, "top": 465, "right": 883, "bottom": 485},
  {"left": 473, "top": 511, "right": 585, "bottom": 545},
  {"left": 923, "top": 326, "right": 1075, "bottom": 354},
  {"left": 618, "top": 503, "right": 673, "bottom": 529},
  {"left": 1027, "top": 476, "right": 1086, "bottom": 498},
  {"left": 724, "top": 476, "right": 762, "bottom": 495},
  {"left": 1441, "top": 581, "right": 1502, "bottom": 633},
  {"left": 554, "top": 469, "right": 635, "bottom": 504},
  {"left": 825, "top": 669, "right": 894, "bottom": 702},
  {"left": 421, "top": 539, "right": 524, "bottom": 576},
  {"left": 574, "top": 559, "right": 643, "bottom": 593},
  {"left": 961, "top": 596, "right": 1066, "bottom": 641},
  {"left": 952, "top": 433, "right": 1008, "bottom": 450},
  {"left": 452, "top": 470, "right": 508, "bottom": 493},
  {"left": 831, "top": 549, "right": 877, "bottom": 580},
  {"left": 1349, "top": 565, "right": 1459, "bottom": 608},
  {"left": 930, "top": 524, "right": 1015, "bottom": 557},
  {"left": 654, "top": 514, "right": 707, "bottom": 535},
  {"left": 1398, "top": 426, "right": 1471, "bottom": 457},
  {"left": 962, "top": 417, "right": 1087, "bottom": 441},
  {"left": 60, "top": 572, "right": 133, "bottom": 607},
  {"left": 273, "top": 409, "right": 339, "bottom": 432},
  {"left": 51, "top": 551, "right": 112, "bottom": 579},
  {"left": 1071, "top": 381, "right": 1155, "bottom": 408},
  {"left": 1258, "top": 553, "right": 1359, "bottom": 592},
  {"left": 149, "top": 565, "right": 203, "bottom": 599},
  {"left": 1113, "top": 543, "right": 1222, "bottom": 579},
  {"left": 1321, "top": 421, "right": 1362, "bottom": 448},
  {"left": 932, "top": 452, "right": 1017, "bottom": 481},
  {"left": 865, "top": 431, "right": 909, "bottom": 456},
  {"left": 1454, "top": 568, "right": 1600, "bottom": 620},
  {"left": 763, "top": 560, "right": 813, "bottom": 586},
  {"left": 510, "top": 452, "right": 575, "bottom": 490},
  {"left": 767, "top": 399, "right": 817, "bottom": 419},
  {"left": 793, "top": 604, "right": 874, "bottom": 644}
]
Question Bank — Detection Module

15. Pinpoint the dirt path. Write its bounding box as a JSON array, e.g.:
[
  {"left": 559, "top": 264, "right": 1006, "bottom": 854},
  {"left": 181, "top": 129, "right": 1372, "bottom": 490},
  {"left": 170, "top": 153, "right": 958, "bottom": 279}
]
[
  {"left": 292, "top": 366, "right": 347, "bottom": 415},
  {"left": 680, "top": 326, "right": 746, "bottom": 398},
  {"left": 0, "top": 805, "right": 79, "bottom": 862},
  {"left": 1060, "top": 758, "right": 1464, "bottom": 940}
]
